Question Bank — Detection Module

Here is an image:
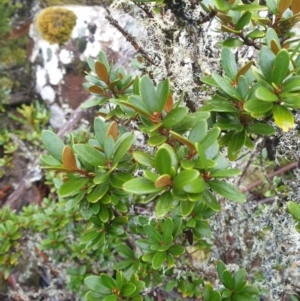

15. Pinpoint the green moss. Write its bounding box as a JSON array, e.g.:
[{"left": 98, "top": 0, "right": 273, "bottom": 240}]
[{"left": 36, "top": 7, "right": 77, "bottom": 45}]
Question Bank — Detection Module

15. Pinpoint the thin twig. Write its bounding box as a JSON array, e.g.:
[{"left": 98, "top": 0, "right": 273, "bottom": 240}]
[
  {"left": 240, "top": 162, "right": 298, "bottom": 193},
  {"left": 105, "top": 9, "right": 159, "bottom": 66}
]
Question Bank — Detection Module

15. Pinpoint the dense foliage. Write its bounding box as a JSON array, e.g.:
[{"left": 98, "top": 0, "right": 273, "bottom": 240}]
[{"left": 1, "top": 0, "right": 300, "bottom": 300}]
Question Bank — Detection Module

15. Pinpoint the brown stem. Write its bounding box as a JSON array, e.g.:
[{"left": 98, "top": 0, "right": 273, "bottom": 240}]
[
  {"left": 240, "top": 162, "right": 298, "bottom": 193},
  {"left": 105, "top": 9, "right": 159, "bottom": 67}
]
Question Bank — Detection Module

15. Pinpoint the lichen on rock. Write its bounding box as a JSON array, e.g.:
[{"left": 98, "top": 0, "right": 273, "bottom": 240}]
[{"left": 36, "top": 7, "right": 77, "bottom": 45}]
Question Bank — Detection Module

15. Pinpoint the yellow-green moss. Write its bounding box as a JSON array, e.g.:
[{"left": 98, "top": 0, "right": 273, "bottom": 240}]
[{"left": 36, "top": 7, "right": 77, "bottom": 45}]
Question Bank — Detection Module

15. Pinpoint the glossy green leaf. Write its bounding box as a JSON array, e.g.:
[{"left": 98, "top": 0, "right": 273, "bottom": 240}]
[
  {"left": 87, "top": 183, "right": 108, "bottom": 203},
  {"left": 214, "top": 0, "right": 231, "bottom": 12},
  {"left": 231, "top": 4, "right": 268, "bottom": 10},
  {"left": 246, "top": 29, "right": 265, "bottom": 39},
  {"left": 180, "top": 200, "right": 194, "bottom": 216},
  {"left": 272, "top": 49, "right": 290, "bottom": 86},
  {"left": 100, "top": 274, "right": 115, "bottom": 289},
  {"left": 282, "top": 76, "right": 300, "bottom": 92},
  {"left": 168, "top": 245, "right": 185, "bottom": 256},
  {"left": 41, "top": 130, "right": 65, "bottom": 162},
  {"left": 287, "top": 201, "right": 300, "bottom": 222},
  {"left": 140, "top": 75, "right": 158, "bottom": 113},
  {"left": 173, "top": 169, "right": 199, "bottom": 189},
  {"left": 159, "top": 143, "right": 178, "bottom": 169},
  {"left": 222, "top": 270, "right": 234, "bottom": 289},
  {"left": 121, "top": 283, "right": 136, "bottom": 297},
  {"left": 157, "top": 78, "right": 169, "bottom": 112},
  {"left": 272, "top": 105, "right": 294, "bottom": 132},
  {"left": 212, "top": 73, "right": 241, "bottom": 100},
  {"left": 132, "top": 151, "right": 153, "bottom": 167},
  {"left": 195, "top": 142, "right": 208, "bottom": 171},
  {"left": 217, "top": 260, "right": 227, "bottom": 283},
  {"left": 201, "top": 127, "right": 221, "bottom": 150},
  {"left": 147, "top": 135, "right": 167, "bottom": 146},
  {"left": 183, "top": 177, "right": 206, "bottom": 194},
  {"left": 123, "top": 178, "right": 164, "bottom": 194},
  {"left": 259, "top": 46, "right": 276, "bottom": 83},
  {"left": 221, "top": 47, "right": 237, "bottom": 80},
  {"left": 155, "top": 147, "right": 172, "bottom": 175},
  {"left": 244, "top": 99, "right": 273, "bottom": 117},
  {"left": 266, "top": 0, "right": 278, "bottom": 14},
  {"left": 208, "top": 180, "right": 246, "bottom": 203},
  {"left": 206, "top": 100, "right": 240, "bottom": 113},
  {"left": 113, "top": 133, "right": 135, "bottom": 164},
  {"left": 74, "top": 144, "right": 106, "bottom": 166},
  {"left": 236, "top": 11, "right": 252, "bottom": 31},
  {"left": 233, "top": 268, "right": 247, "bottom": 290},
  {"left": 85, "top": 276, "right": 111, "bottom": 294},
  {"left": 222, "top": 38, "right": 244, "bottom": 48},
  {"left": 162, "top": 107, "right": 188, "bottom": 128},
  {"left": 58, "top": 177, "right": 89, "bottom": 197},
  {"left": 204, "top": 191, "right": 221, "bottom": 211},
  {"left": 255, "top": 86, "right": 278, "bottom": 102},
  {"left": 155, "top": 191, "right": 173, "bottom": 217},
  {"left": 222, "top": 290, "right": 232, "bottom": 298},
  {"left": 228, "top": 130, "right": 246, "bottom": 161},
  {"left": 94, "top": 117, "right": 107, "bottom": 147},
  {"left": 152, "top": 251, "right": 166, "bottom": 269},
  {"left": 124, "top": 96, "right": 151, "bottom": 117},
  {"left": 247, "top": 123, "right": 275, "bottom": 135},
  {"left": 110, "top": 173, "right": 132, "bottom": 189},
  {"left": 103, "top": 295, "right": 118, "bottom": 301}
]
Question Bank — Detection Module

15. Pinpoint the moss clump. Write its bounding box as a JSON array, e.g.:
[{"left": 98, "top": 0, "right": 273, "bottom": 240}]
[{"left": 36, "top": 7, "right": 77, "bottom": 45}]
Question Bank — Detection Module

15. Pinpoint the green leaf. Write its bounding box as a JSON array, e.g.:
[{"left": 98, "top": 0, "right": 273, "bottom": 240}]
[
  {"left": 132, "top": 151, "right": 153, "bottom": 167},
  {"left": 233, "top": 268, "right": 247, "bottom": 290},
  {"left": 217, "top": 260, "right": 227, "bottom": 283},
  {"left": 155, "top": 147, "right": 172, "bottom": 175},
  {"left": 41, "top": 130, "right": 65, "bottom": 162},
  {"left": 222, "top": 38, "right": 243, "bottom": 48},
  {"left": 204, "top": 191, "right": 221, "bottom": 211},
  {"left": 244, "top": 99, "right": 273, "bottom": 117},
  {"left": 155, "top": 191, "right": 173, "bottom": 217},
  {"left": 162, "top": 107, "right": 188, "bottom": 128},
  {"left": 212, "top": 73, "right": 241, "bottom": 100},
  {"left": 228, "top": 130, "right": 246, "bottom": 161},
  {"left": 94, "top": 117, "right": 107, "bottom": 147},
  {"left": 98, "top": 51, "right": 110, "bottom": 70},
  {"left": 144, "top": 224, "right": 162, "bottom": 243},
  {"left": 282, "top": 76, "right": 300, "bottom": 93},
  {"left": 287, "top": 201, "right": 300, "bottom": 222},
  {"left": 235, "top": 11, "right": 252, "bottom": 31},
  {"left": 157, "top": 78, "right": 169, "bottom": 112},
  {"left": 247, "top": 123, "right": 275, "bottom": 135},
  {"left": 123, "top": 178, "right": 164, "bottom": 194},
  {"left": 201, "top": 127, "right": 221, "bottom": 150},
  {"left": 100, "top": 274, "right": 115, "bottom": 289},
  {"left": 222, "top": 270, "right": 234, "bottom": 289},
  {"left": 208, "top": 180, "right": 246, "bottom": 203},
  {"left": 168, "top": 245, "right": 185, "bottom": 256},
  {"left": 104, "top": 136, "right": 115, "bottom": 160},
  {"left": 103, "top": 295, "right": 118, "bottom": 301},
  {"left": 266, "top": 0, "right": 278, "bottom": 14},
  {"left": 87, "top": 183, "right": 108, "bottom": 203},
  {"left": 246, "top": 29, "right": 265, "bottom": 39},
  {"left": 74, "top": 144, "right": 106, "bottom": 166},
  {"left": 85, "top": 276, "right": 111, "bottom": 294},
  {"left": 173, "top": 169, "right": 200, "bottom": 189},
  {"left": 58, "top": 177, "right": 89, "bottom": 197},
  {"left": 272, "top": 49, "right": 290, "bottom": 86},
  {"left": 214, "top": 0, "right": 231, "bottom": 12},
  {"left": 121, "top": 283, "right": 136, "bottom": 297},
  {"left": 221, "top": 47, "right": 237, "bottom": 80},
  {"left": 113, "top": 133, "right": 135, "bottom": 164},
  {"left": 183, "top": 177, "right": 206, "bottom": 194},
  {"left": 147, "top": 135, "right": 167, "bottom": 146},
  {"left": 180, "top": 200, "right": 194, "bottom": 216},
  {"left": 255, "top": 86, "right": 278, "bottom": 102},
  {"left": 259, "top": 46, "right": 276, "bottom": 83},
  {"left": 222, "top": 289, "right": 232, "bottom": 298},
  {"left": 231, "top": 4, "right": 268, "bottom": 11},
  {"left": 272, "top": 105, "right": 294, "bottom": 132},
  {"left": 152, "top": 251, "right": 166, "bottom": 269},
  {"left": 141, "top": 75, "right": 158, "bottom": 113}
]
